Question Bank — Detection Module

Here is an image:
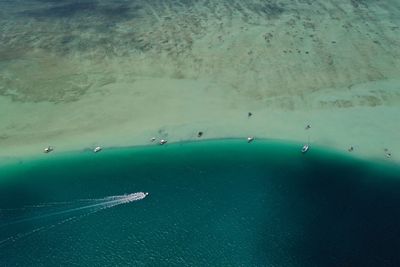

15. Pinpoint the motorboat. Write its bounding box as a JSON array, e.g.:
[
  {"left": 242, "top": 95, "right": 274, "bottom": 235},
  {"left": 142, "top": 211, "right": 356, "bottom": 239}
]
[
  {"left": 159, "top": 139, "right": 167, "bottom": 145},
  {"left": 301, "top": 144, "right": 309, "bottom": 154},
  {"left": 247, "top": 136, "right": 254, "bottom": 143},
  {"left": 94, "top": 146, "right": 102, "bottom": 153},
  {"left": 44, "top": 146, "right": 53, "bottom": 153},
  {"left": 123, "top": 192, "right": 149, "bottom": 203}
]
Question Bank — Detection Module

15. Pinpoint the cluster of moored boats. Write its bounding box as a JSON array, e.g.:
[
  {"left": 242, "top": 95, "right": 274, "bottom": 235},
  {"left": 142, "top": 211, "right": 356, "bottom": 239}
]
[
  {"left": 41, "top": 118, "right": 392, "bottom": 158},
  {"left": 42, "top": 113, "right": 311, "bottom": 155},
  {"left": 44, "top": 145, "right": 102, "bottom": 154},
  {"left": 43, "top": 136, "right": 309, "bottom": 155}
]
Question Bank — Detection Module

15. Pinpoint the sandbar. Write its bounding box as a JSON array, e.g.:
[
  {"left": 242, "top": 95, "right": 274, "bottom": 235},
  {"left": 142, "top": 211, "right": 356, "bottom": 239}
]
[{"left": 0, "top": 0, "right": 399, "bottom": 163}]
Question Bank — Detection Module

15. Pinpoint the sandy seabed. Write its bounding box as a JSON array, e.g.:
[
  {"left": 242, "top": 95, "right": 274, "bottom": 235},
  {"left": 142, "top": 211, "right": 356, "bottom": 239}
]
[{"left": 0, "top": 0, "right": 399, "bottom": 163}]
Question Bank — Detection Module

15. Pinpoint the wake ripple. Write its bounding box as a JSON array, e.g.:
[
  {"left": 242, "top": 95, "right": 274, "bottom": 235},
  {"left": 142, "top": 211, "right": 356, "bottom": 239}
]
[{"left": 0, "top": 192, "right": 148, "bottom": 246}]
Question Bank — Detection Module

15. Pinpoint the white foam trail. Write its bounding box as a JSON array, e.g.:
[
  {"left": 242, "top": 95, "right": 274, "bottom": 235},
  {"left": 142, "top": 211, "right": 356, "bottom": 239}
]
[
  {"left": 1, "top": 195, "right": 136, "bottom": 211},
  {"left": 0, "top": 192, "right": 148, "bottom": 247},
  {"left": 0, "top": 192, "right": 148, "bottom": 228}
]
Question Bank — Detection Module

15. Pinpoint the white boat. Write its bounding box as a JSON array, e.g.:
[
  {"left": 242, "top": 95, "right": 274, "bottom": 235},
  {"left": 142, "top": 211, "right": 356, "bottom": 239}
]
[
  {"left": 44, "top": 146, "right": 53, "bottom": 153},
  {"left": 247, "top": 136, "right": 254, "bottom": 143},
  {"left": 94, "top": 146, "right": 102, "bottom": 153},
  {"left": 159, "top": 139, "right": 167, "bottom": 145},
  {"left": 301, "top": 144, "right": 309, "bottom": 153},
  {"left": 123, "top": 192, "right": 149, "bottom": 203}
]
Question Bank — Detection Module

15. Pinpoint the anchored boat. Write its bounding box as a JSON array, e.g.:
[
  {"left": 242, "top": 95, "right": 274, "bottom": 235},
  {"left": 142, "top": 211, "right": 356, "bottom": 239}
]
[{"left": 301, "top": 144, "right": 309, "bottom": 154}]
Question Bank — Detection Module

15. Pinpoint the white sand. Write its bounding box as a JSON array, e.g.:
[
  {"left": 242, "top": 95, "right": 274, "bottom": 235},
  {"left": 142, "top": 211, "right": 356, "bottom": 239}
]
[
  {"left": 0, "top": 0, "right": 399, "bottom": 163},
  {"left": 0, "top": 76, "right": 399, "bottom": 163}
]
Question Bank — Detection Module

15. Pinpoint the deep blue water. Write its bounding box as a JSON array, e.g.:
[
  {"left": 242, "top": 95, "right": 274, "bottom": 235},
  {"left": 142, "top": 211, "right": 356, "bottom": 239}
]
[{"left": 0, "top": 140, "right": 400, "bottom": 266}]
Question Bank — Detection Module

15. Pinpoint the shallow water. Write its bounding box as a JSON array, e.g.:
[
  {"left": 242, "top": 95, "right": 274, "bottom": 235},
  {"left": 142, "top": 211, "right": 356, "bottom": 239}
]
[
  {"left": 1, "top": 0, "right": 400, "bottom": 162},
  {"left": 1, "top": 140, "right": 399, "bottom": 266}
]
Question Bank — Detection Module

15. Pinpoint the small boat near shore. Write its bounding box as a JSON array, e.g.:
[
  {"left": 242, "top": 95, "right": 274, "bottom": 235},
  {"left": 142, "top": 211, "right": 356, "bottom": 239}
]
[
  {"left": 301, "top": 144, "right": 309, "bottom": 154},
  {"left": 94, "top": 146, "right": 102, "bottom": 153},
  {"left": 44, "top": 146, "right": 54, "bottom": 153},
  {"left": 160, "top": 139, "right": 167, "bottom": 145}
]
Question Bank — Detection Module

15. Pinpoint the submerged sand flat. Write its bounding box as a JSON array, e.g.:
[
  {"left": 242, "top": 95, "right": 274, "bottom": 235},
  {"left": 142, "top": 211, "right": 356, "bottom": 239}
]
[{"left": 0, "top": 0, "right": 399, "bottom": 161}]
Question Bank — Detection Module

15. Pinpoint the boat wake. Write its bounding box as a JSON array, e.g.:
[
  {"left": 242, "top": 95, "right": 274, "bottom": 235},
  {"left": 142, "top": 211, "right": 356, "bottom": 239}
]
[{"left": 0, "top": 192, "right": 148, "bottom": 247}]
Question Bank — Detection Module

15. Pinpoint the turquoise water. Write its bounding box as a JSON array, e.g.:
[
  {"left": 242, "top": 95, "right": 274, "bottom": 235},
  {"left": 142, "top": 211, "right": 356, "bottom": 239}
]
[{"left": 1, "top": 140, "right": 399, "bottom": 266}]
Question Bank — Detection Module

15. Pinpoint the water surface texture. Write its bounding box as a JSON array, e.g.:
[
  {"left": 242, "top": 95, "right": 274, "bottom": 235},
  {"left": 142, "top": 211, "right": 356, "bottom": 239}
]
[{"left": 1, "top": 140, "right": 399, "bottom": 266}]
